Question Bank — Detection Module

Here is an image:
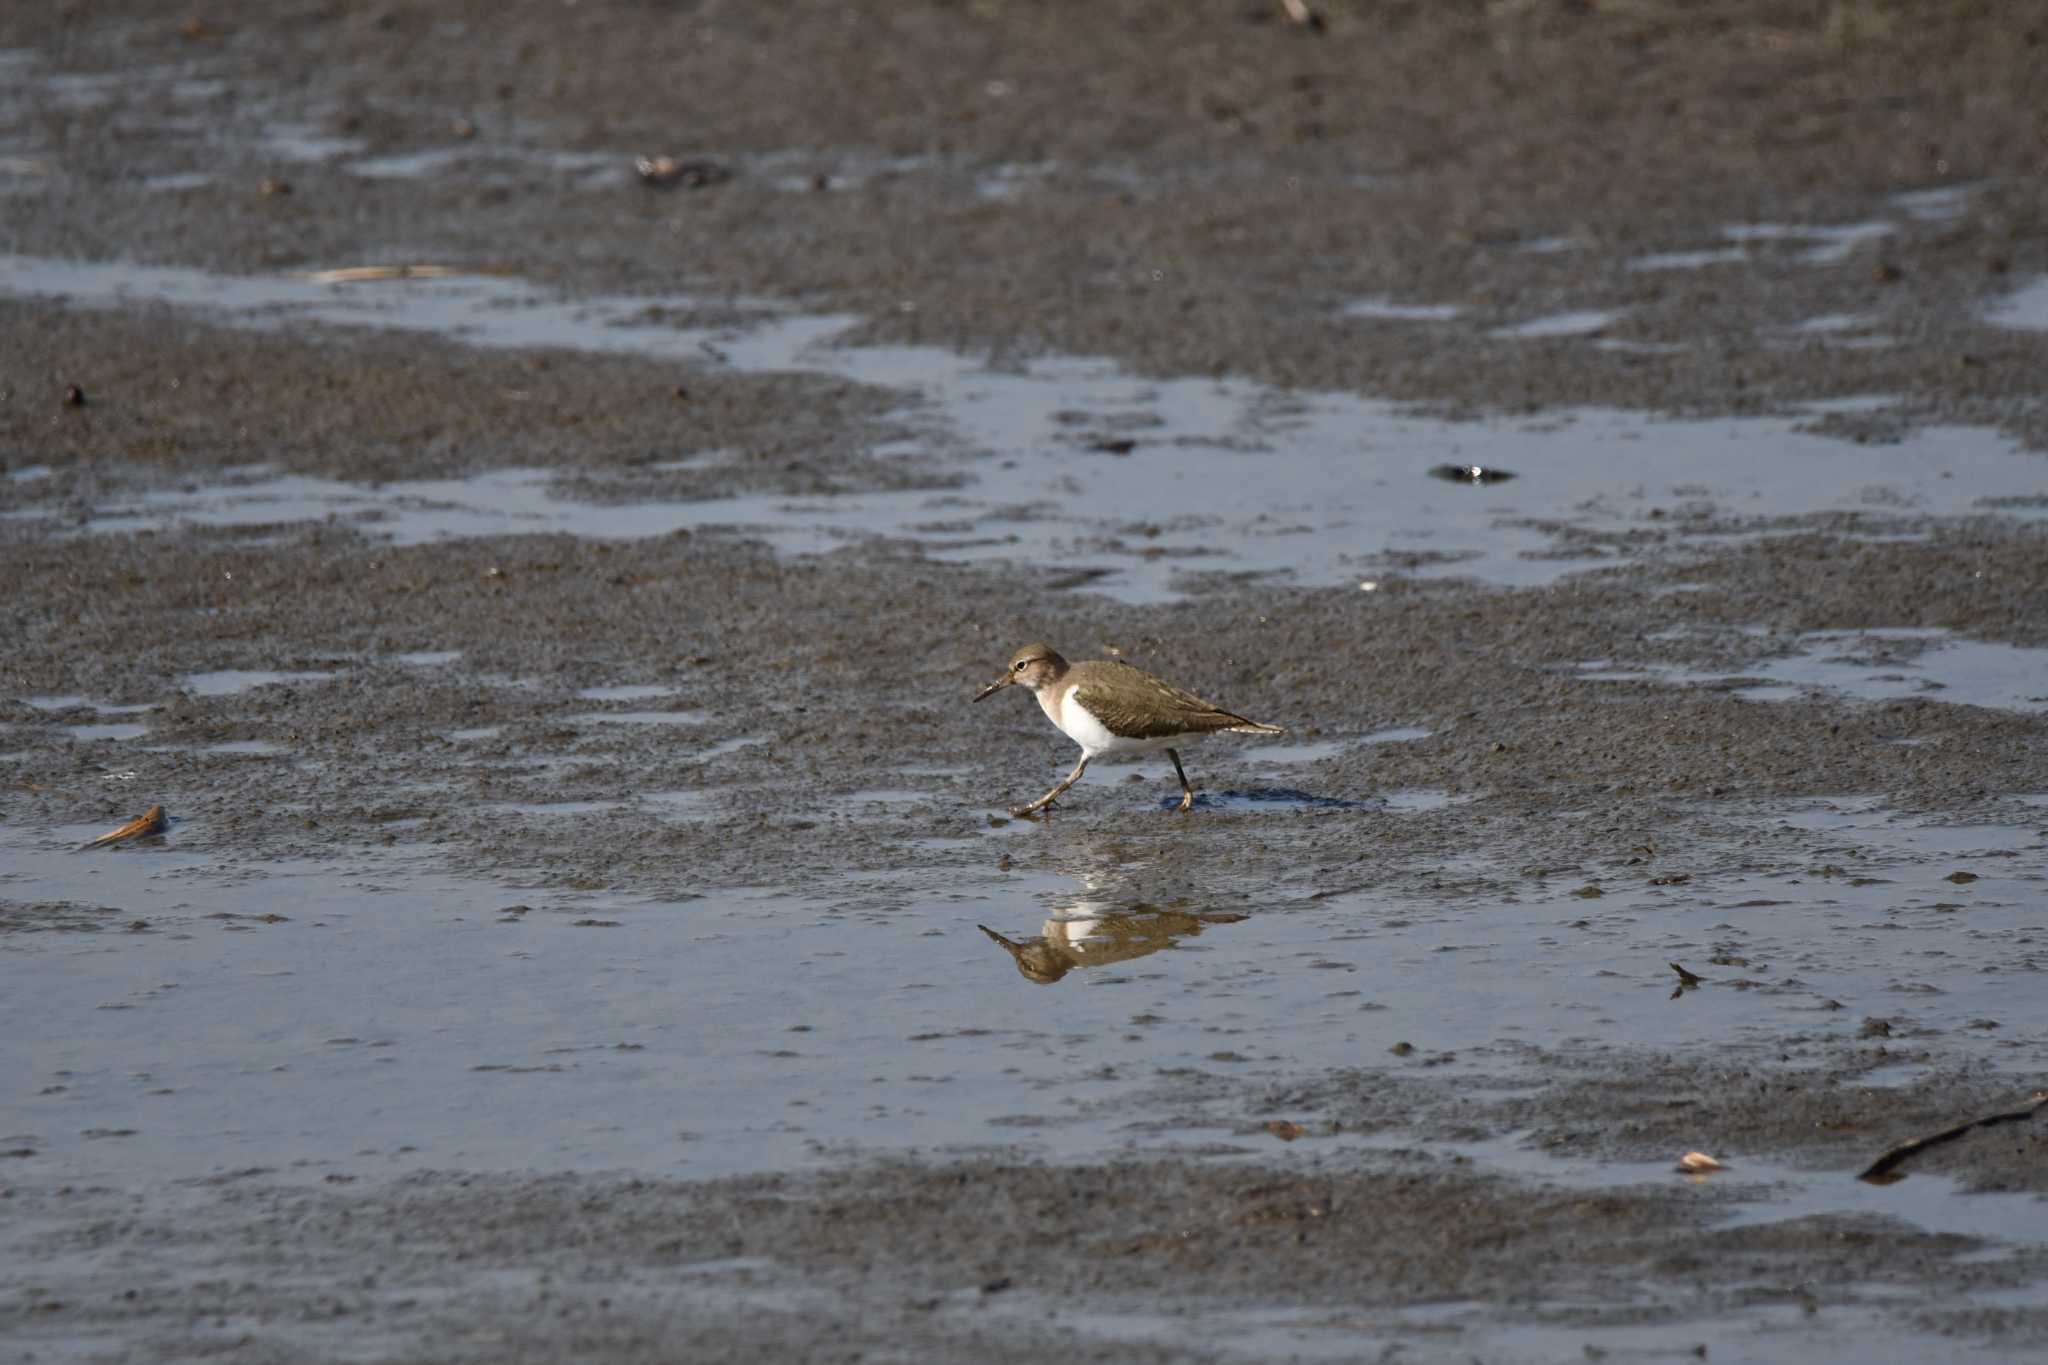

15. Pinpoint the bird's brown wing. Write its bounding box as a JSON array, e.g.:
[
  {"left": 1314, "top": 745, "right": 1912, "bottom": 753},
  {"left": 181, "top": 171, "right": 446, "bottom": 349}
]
[{"left": 1071, "top": 664, "right": 1262, "bottom": 740}]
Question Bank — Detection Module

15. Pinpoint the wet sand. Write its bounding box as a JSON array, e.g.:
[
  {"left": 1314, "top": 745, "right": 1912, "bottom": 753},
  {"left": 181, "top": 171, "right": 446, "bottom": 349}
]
[{"left": 4, "top": 2, "right": 2048, "bottom": 1360}]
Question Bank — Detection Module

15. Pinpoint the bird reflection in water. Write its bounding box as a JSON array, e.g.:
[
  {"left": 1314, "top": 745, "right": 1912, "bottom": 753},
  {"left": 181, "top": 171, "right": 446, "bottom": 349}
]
[{"left": 978, "top": 904, "right": 1247, "bottom": 985}]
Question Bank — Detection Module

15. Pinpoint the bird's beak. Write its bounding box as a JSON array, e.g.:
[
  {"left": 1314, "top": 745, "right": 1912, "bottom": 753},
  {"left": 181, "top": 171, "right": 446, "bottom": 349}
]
[
  {"left": 973, "top": 674, "right": 1011, "bottom": 703},
  {"left": 977, "top": 924, "right": 1024, "bottom": 955}
]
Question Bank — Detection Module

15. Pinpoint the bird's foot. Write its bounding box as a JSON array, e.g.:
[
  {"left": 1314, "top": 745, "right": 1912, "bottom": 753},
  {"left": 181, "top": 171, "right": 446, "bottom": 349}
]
[{"left": 1175, "top": 791, "right": 1195, "bottom": 813}]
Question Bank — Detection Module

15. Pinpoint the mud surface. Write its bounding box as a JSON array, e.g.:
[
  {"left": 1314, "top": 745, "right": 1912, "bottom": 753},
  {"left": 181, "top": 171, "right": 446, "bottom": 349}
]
[{"left": 4, "top": 2, "right": 2048, "bottom": 1361}]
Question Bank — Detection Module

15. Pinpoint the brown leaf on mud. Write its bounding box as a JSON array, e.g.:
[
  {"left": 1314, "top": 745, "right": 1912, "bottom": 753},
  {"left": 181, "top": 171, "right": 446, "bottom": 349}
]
[
  {"left": 1263, "top": 1120, "right": 1306, "bottom": 1142},
  {"left": 78, "top": 805, "right": 167, "bottom": 851}
]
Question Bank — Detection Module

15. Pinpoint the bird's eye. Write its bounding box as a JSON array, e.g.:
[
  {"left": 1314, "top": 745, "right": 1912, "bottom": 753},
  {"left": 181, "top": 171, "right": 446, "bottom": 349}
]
[{"left": 1014, "top": 660, "right": 1026, "bottom": 671}]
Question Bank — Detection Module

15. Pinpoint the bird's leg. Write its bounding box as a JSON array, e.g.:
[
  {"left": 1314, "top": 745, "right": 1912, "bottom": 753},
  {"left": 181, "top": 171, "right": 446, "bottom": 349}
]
[
  {"left": 1168, "top": 748, "right": 1196, "bottom": 813},
  {"left": 1013, "top": 752, "right": 1089, "bottom": 818}
]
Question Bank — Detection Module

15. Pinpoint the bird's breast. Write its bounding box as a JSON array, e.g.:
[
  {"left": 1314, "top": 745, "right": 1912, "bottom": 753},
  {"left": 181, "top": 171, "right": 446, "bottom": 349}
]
[{"left": 1052, "top": 685, "right": 1176, "bottom": 757}]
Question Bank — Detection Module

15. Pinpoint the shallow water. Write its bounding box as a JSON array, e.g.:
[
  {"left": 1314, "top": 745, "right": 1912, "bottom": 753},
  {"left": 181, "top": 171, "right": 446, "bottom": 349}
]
[
  {"left": 1627, "top": 219, "right": 1899, "bottom": 272},
  {"left": 4, "top": 799, "right": 2042, "bottom": 1200},
  {"left": 575, "top": 684, "right": 682, "bottom": 701},
  {"left": 1987, "top": 275, "right": 2048, "bottom": 331},
  {"left": 52, "top": 721, "right": 152, "bottom": 742},
  {"left": 21, "top": 697, "right": 156, "bottom": 714},
  {"left": 1574, "top": 629, "right": 2048, "bottom": 712},
  {"left": 179, "top": 668, "right": 339, "bottom": 697},
  {"left": 1035, "top": 1294, "right": 2014, "bottom": 1365},
  {"left": 7, "top": 254, "right": 2047, "bottom": 602},
  {"left": 1343, "top": 296, "right": 1461, "bottom": 322},
  {"left": 1487, "top": 308, "right": 1622, "bottom": 339}
]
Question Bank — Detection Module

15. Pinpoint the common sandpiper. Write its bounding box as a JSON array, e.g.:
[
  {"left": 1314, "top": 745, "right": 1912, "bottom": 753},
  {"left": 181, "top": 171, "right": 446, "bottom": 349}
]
[{"left": 973, "top": 642, "right": 1284, "bottom": 816}]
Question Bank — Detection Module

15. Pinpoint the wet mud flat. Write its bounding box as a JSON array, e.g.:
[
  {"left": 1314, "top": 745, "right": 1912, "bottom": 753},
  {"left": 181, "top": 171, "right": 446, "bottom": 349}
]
[{"left": 5, "top": 1, "right": 2048, "bottom": 1361}]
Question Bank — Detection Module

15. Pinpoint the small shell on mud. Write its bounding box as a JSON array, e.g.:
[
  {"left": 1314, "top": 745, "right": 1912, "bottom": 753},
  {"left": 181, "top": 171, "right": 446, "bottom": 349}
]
[{"left": 1676, "top": 1151, "right": 1725, "bottom": 1174}]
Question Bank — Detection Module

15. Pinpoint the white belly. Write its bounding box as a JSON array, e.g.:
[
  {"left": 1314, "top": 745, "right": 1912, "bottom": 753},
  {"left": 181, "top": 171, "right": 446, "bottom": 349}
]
[{"left": 1050, "top": 684, "right": 1182, "bottom": 759}]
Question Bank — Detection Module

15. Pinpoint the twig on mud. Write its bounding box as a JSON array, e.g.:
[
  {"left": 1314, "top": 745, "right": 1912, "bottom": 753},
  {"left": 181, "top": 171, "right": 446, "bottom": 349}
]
[
  {"left": 78, "top": 804, "right": 167, "bottom": 851},
  {"left": 293, "top": 265, "right": 463, "bottom": 284},
  {"left": 1856, "top": 1091, "right": 2048, "bottom": 1183}
]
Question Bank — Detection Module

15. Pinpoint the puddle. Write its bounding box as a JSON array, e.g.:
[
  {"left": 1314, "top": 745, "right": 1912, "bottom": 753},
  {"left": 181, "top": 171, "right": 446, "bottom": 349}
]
[
  {"left": 1487, "top": 309, "right": 1620, "bottom": 339},
  {"left": 1782, "top": 315, "right": 1895, "bottom": 350},
  {"left": 1628, "top": 220, "right": 1896, "bottom": 272},
  {"left": 179, "top": 669, "right": 338, "bottom": 697},
  {"left": 194, "top": 740, "right": 287, "bottom": 756},
  {"left": 1013, "top": 1118, "right": 2048, "bottom": 1361},
  {"left": 973, "top": 160, "right": 1056, "bottom": 201},
  {"left": 392, "top": 651, "right": 462, "bottom": 667},
  {"left": 2, "top": 802, "right": 2045, "bottom": 1197},
  {"left": 562, "top": 710, "right": 708, "bottom": 726},
  {"left": 21, "top": 696, "right": 156, "bottom": 715},
  {"left": 54, "top": 722, "right": 150, "bottom": 742},
  {"left": 1177, "top": 787, "right": 1426, "bottom": 812},
  {"left": 1363, "top": 725, "right": 1433, "bottom": 744},
  {"left": 1247, "top": 739, "right": 1349, "bottom": 764},
  {"left": 1380, "top": 789, "right": 1473, "bottom": 812},
  {"left": 142, "top": 171, "right": 212, "bottom": 193},
  {"left": 447, "top": 727, "right": 500, "bottom": 741},
  {"left": 575, "top": 684, "right": 678, "bottom": 701},
  {"left": 1246, "top": 737, "right": 1438, "bottom": 766},
  {"left": 261, "top": 122, "right": 370, "bottom": 163},
  {"left": 7, "top": 256, "right": 2046, "bottom": 601},
  {"left": 1987, "top": 275, "right": 2048, "bottom": 331},
  {"left": 348, "top": 147, "right": 479, "bottom": 180},
  {"left": 1573, "top": 630, "right": 2048, "bottom": 712},
  {"left": 1892, "top": 184, "right": 1977, "bottom": 221},
  {"left": 0, "top": 254, "right": 854, "bottom": 370},
  {"left": 1358, "top": 1128, "right": 2048, "bottom": 1245},
  {"left": 1737, "top": 633, "right": 2048, "bottom": 710},
  {"left": 1590, "top": 336, "right": 1689, "bottom": 355},
  {"left": 1342, "top": 297, "right": 1461, "bottom": 322},
  {"left": 1033, "top": 1294, "right": 2021, "bottom": 1365},
  {"left": 1794, "top": 313, "right": 1869, "bottom": 333},
  {"left": 1629, "top": 245, "right": 1751, "bottom": 272}
]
